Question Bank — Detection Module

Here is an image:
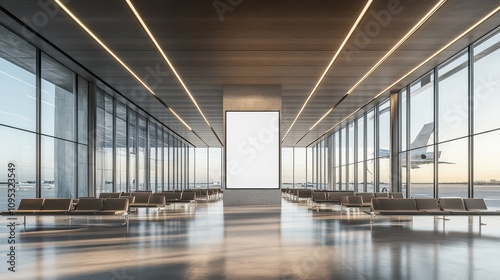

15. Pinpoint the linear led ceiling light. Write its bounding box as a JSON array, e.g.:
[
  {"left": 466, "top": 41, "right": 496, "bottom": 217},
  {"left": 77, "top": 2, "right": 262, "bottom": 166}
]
[
  {"left": 307, "top": 0, "right": 447, "bottom": 133},
  {"left": 281, "top": 0, "right": 374, "bottom": 143},
  {"left": 125, "top": 0, "right": 223, "bottom": 146},
  {"left": 306, "top": 5, "right": 500, "bottom": 147},
  {"left": 53, "top": 0, "right": 212, "bottom": 143}
]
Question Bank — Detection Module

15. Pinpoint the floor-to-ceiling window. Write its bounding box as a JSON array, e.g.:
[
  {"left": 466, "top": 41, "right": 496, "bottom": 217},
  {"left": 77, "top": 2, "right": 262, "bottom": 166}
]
[
  {"left": 473, "top": 28, "right": 500, "bottom": 208},
  {"left": 315, "top": 26, "right": 499, "bottom": 206},
  {"left": 115, "top": 102, "right": 127, "bottom": 193},
  {"left": 96, "top": 90, "right": 114, "bottom": 195},
  {"left": 0, "top": 26, "right": 37, "bottom": 209},
  {"left": 0, "top": 25, "right": 90, "bottom": 205},
  {"left": 366, "top": 110, "right": 375, "bottom": 192},
  {"left": 378, "top": 100, "right": 390, "bottom": 192},
  {"left": 409, "top": 72, "right": 435, "bottom": 198},
  {"left": 436, "top": 51, "right": 469, "bottom": 198}
]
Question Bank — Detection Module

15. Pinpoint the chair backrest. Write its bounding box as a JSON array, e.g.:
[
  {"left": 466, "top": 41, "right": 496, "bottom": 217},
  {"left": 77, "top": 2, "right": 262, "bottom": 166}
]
[
  {"left": 164, "top": 192, "right": 181, "bottom": 200},
  {"left": 341, "top": 196, "right": 349, "bottom": 205},
  {"left": 372, "top": 198, "right": 417, "bottom": 211},
  {"left": 109, "top": 193, "right": 121, "bottom": 198},
  {"left": 312, "top": 192, "right": 326, "bottom": 201},
  {"left": 99, "top": 193, "right": 111, "bottom": 198},
  {"left": 122, "top": 192, "right": 131, "bottom": 197},
  {"left": 390, "top": 192, "right": 404, "bottom": 198},
  {"left": 148, "top": 196, "right": 166, "bottom": 205},
  {"left": 374, "top": 192, "right": 390, "bottom": 198},
  {"left": 298, "top": 190, "right": 313, "bottom": 198},
  {"left": 328, "top": 191, "right": 354, "bottom": 201},
  {"left": 18, "top": 198, "right": 44, "bottom": 211},
  {"left": 355, "top": 193, "right": 374, "bottom": 204},
  {"left": 40, "top": 199, "right": 72, "bottom": 211},
  {"left": 131, "top": 192, "right": 151, "bottom": 203},
  {"left": 182, "top": 192, "right": 196, "bottom": 201},
  {"left": 102, "top": 198, "right": 129, "bottom": 211},
  {"left": 121, "top": 196, "right": 136, "bottom": 204},
  {"left": 415, "top": 198, "right": 440, "bottom": 211},
  {"left": 75, "top": 198, "right": 103, "bottom": 211},
  {"left": 439, "top": 198, "right": 466, "bottom": 211},
  {"left": 463, "top": 199, "right": 488, "bottom": 211},
  {"left": 348, "top": 196, "right": 363, "bottom": 205}
]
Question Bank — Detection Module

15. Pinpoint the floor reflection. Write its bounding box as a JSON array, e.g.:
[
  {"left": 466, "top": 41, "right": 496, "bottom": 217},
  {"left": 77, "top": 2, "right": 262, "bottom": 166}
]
[{"left": 0, "top": 200, "right": 499, "bottom": 279}]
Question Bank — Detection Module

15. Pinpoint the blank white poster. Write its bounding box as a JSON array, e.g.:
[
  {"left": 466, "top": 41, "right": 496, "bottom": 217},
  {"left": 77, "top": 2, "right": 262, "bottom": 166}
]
[{"left": 226, "top": 111, "right": 280, "bottom": 189}]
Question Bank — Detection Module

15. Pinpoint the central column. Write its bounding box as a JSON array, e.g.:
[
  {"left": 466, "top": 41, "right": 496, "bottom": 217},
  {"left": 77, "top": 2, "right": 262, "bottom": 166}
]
[{"left": 223, "top": 85, "right": 282, "bottom": 206}]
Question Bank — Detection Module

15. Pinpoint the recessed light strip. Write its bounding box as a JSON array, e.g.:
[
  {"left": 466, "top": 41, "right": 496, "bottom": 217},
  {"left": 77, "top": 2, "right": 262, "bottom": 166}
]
[
  {"left": 125, "top": 0, "right": 223, "bottom": 146},
  {"left": 307, "top": 0, "right": 447, "bottom": 132},
  {"left": 54, "top": 0, "right": 198, "bottom": 134},
  {"left": 281, "top": 0, "right": 374, "bottom": 143},
  {"left": 306, "top": 6, "right": 500, "bottom": 147}
]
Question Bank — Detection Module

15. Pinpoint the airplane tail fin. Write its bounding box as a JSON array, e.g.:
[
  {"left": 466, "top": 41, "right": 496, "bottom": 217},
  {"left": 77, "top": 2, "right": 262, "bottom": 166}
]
[{"left": 410, "top": 123, "right": 434, "bottom": 149}]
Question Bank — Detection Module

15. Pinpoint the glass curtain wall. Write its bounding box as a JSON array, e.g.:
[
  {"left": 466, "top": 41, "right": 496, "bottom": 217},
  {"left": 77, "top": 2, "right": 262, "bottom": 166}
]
[
  {"left": 95, "top": 93, "right": 192, "bottom": 196},
  {"left": 0, "top": 23, "right": 193, "bottom": 203},
  {"left": 310, "top": 26, "right": 500, "bottom": 208},
  {"left": 0, "top": 26, "right": 88, "bottom": 208}
]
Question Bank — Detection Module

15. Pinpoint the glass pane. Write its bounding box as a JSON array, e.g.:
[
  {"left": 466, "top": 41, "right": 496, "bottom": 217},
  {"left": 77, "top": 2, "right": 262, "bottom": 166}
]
[
  {"left": 474, "top": 130, "right": 500, "bottom": 209},
  {"left": 0, "top": 26, "right": 37, "bottom": 132},
  {"left": 410, "top": 72, "right": 434, "bottom": 149},
  {"left": 473, "top": 30, "right": 500, "bottom": 134},
  {"left": 400, "top": 89, "right": 407, "bottom": 151},
  {"left": 379, "top": 157, "right": 390, "bottom": 192},
  {"left": 378, "top": 100, "right": 390, "bottom": 152},
  {"left": 149, "top": 122, "right": 157, "bottom": 192},
  {"left": 290, "top": 148, "right": 303, "bottom": 189},
  {"left": 438, "top": 51, "right": 468, "bottom": 142},
  {"left": 366, "top": 110, "right": 375, "bottom": 160},
  {"left": 357, "top": 116, "right": 364, "bottom": 163},
  {"left": 41, "top": 136, "right": 75, "bottom": 198},
  {"left": 340, "top": 127, "right": 346, "bottom": 166},
  {"left": 169, "top": 133, "right": 174, "bottom": 190},
  {"left": 95, "top": 92, "right": 113, "bottom": 196},
  {"left": 128, "top": 111, "right": 137, "bottom": 191},
  {"left": 340, "top": 165, "right": 346, "bottom": 191},
  {"left": 78, "top": 144, "right": 88, "bottom": 197},
  {"left": 348, "top": 164, "right": 354, "bottom": 191},
  {"left": 209, "top": 148, "right": 222, "bottom": 189},
  {"left": 437, "top": 138, "right": 468, "bottom": 198},
  {"left": 357, "top": 161, "right": 364, "bottom": 192},
  {"left": 195, "top": 148, "right": 208, "bottom": 189},
  {"left": 116, "top": 103, "right": 127, "bottom": 193},
  {"left": 0, "top": 126, "right": 36, "bottom": 209},
  {"left": 77, "top": 76, "right": 88, "bottom": 144},
  {"left": 409, "top": 145, "right": 434, "bottom": 198},
  {"left": 348, "top": 122, "right": 354, "bottom": 164},
  {"left": 366, "top": 159, "right": 374, "bottom": 193},
  {"left": 401, "top": 152, "right": 407, "bottom": 198},
  {"left": 138, "top": 116, "right": 147, "bottom": 190},
  {"left": 41, "top": 53, "right": 75, "bottom": 141},
  {"left": 158, "top": 130, "right": 165, "bottom": 192}
]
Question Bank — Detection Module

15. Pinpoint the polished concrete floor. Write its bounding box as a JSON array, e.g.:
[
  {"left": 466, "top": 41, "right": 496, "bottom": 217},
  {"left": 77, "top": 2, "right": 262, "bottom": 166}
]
[{"left": 1, "top": 199, "right": 500, "bottom": 280}]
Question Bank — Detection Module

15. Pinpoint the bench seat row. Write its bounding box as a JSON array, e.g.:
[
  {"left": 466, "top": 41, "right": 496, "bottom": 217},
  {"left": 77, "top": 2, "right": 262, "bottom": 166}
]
[
  {"left": 367, "top": 198, "right": 500, "bottom": 227},
  {"left": 1, "top": 198, "right": 129, "bottom": 225}
]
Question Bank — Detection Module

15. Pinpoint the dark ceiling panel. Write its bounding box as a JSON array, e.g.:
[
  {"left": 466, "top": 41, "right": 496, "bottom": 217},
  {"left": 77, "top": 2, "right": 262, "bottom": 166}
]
[{"left": 0, "top": 0, "right": 498, "bottom": 148}]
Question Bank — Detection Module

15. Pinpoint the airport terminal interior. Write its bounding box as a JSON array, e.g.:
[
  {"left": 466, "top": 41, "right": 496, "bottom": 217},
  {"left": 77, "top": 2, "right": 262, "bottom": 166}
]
[{"left": 1, "top": 0, "right": 500, "bottom": 279}]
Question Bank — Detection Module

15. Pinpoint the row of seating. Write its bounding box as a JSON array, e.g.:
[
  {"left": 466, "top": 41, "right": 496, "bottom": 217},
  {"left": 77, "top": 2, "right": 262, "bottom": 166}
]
[
  {"left": 341, "top": 193, "right": 404, "bottom": 209},
  {"left": 367, "top": 198, "right": 500, "bottom": 227},
  {"left": 99, "top": 189, "right": 223, "bottom": 203},
  {"left": 310, "top": 191, "right": 404, "bottom": 211},
  {"left": 99, "top": 191, "right": 198, "bottom": 211},
  {"left": 1, "top": 198, "right": 129, "bottom": 225}
]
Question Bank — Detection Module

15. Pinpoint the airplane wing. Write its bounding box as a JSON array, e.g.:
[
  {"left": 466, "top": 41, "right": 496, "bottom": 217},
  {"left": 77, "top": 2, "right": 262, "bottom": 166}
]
[{"left": 438, "top": 161, "right": 455, "bottom": 164}]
